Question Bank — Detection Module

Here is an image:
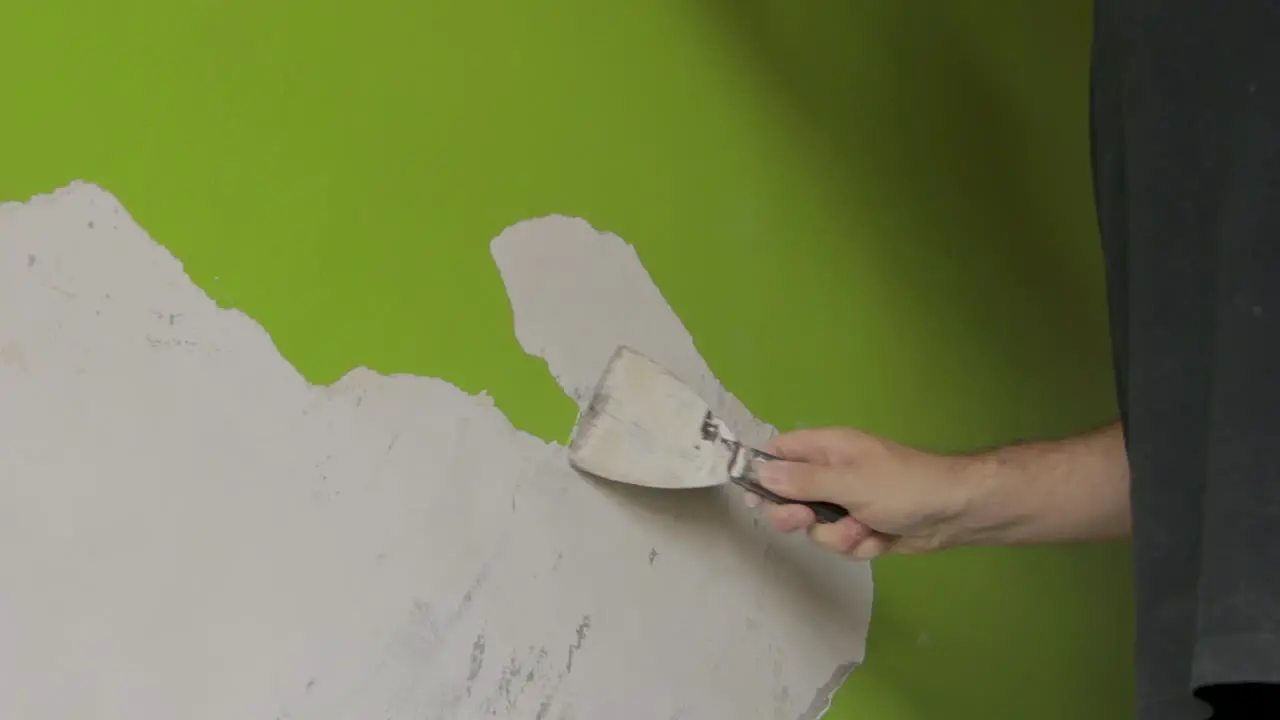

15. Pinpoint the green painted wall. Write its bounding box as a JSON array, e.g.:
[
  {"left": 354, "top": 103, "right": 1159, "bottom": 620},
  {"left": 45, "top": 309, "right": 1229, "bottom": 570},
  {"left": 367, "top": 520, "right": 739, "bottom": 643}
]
[{"left": 1, "top": 1, "right": 1133, "bottom": 717}]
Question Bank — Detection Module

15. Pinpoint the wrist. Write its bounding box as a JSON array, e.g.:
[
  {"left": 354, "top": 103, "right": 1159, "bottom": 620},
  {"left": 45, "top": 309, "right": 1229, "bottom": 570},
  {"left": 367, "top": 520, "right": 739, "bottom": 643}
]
[
  {"left": 941, "top": 423, "right": 1130, "bottom": 548},
  {"left": 944, "top": 450, "right": 1031, "bottom": 549}
]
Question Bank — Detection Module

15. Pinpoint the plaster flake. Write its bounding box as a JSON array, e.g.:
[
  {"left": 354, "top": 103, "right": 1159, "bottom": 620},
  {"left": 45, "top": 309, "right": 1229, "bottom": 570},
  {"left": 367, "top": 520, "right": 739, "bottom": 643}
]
[{"left": 0, "top": 184, "right": 871, "bottom": 720}]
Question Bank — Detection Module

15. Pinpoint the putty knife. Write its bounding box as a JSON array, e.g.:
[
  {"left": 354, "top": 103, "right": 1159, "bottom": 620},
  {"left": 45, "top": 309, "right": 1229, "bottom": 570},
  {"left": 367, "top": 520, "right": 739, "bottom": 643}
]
[{"left": 567, "top": 346, "right": 848, "bottom": 524}]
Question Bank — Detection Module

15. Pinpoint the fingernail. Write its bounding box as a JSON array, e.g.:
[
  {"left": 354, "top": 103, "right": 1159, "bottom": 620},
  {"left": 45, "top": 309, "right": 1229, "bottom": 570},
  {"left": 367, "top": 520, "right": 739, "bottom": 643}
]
[{"left": 744, "top": 492, "right": 761, "bottom": 509}]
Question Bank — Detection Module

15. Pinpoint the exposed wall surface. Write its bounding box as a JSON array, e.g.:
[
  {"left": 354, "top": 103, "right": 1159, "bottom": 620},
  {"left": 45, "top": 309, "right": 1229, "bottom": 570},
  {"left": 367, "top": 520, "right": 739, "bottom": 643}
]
[{"left": 0, "top": 2, "right": 1133, "bottom": 719}]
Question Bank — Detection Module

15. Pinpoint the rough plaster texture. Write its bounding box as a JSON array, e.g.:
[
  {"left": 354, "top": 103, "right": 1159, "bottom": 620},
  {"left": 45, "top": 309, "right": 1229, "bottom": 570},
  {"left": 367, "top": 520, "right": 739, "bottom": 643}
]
[{"left": 0, "top": 184, "right": 872, "bottom": 720}]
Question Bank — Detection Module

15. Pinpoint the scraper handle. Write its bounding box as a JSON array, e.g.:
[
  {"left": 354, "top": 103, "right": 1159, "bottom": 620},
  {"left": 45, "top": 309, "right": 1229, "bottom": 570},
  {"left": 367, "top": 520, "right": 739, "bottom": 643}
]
[{"left": 734, "top": 448, "right": 849, "bottom": 524}]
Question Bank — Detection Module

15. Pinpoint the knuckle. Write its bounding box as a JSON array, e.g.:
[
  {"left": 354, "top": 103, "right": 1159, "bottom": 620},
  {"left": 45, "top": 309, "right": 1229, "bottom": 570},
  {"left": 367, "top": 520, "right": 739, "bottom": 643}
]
[
  {"left": 763, "top": 505, "right": 788, "bottom": 530},
  {"left": 807, "top": 527, "right": 840, "bottom": 553},
  {"left": 797, "top": 466, "right": 847, "bottom": 502},
  {"left": 758, "top": 459, "right": 806, "bottom": 493},
  {"left": 810, "top": 520, "right": 860, "bottom": 554},
  {"left": 849, "top": 535, "right": 893, "bottom": 560},
  {"left": 846, "top": 519, "right": 873, "bottom": 545},
  {"left": 784, "top": 464, "right": 818, "bottom": 491},
  {"left": 766, "top": 504, "right": 811, "bottom": 533}
]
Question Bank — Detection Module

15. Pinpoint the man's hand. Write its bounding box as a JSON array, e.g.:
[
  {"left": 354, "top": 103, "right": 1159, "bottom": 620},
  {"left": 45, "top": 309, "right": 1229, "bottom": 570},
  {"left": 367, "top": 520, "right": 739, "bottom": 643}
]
[
  {"left": 748, "top": 428, "right": 983, "bottom": 559},
  {"left": 747, "top": 422, "right": 1131, "bottom": 559}
]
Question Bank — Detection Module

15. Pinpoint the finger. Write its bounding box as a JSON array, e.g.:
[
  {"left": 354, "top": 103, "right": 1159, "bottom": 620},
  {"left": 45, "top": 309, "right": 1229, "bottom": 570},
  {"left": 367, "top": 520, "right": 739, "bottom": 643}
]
[
  {"left": 847, "top": 533, "right": 897, "bottom": 561},
  {"left": 743, "top": 489, "right": 762, "bottom": 509},
  {"left": 755, "top": 459, "right": 847, "bottom": 504},
  {"left": 807, "top": 516, "right": 873, "bottom": 554},
  {"left": 764, "top": 503, "right": 816, "bottom": 533},
  {"left": 762, "top": 427, "right": 863, "bottom": 464}
]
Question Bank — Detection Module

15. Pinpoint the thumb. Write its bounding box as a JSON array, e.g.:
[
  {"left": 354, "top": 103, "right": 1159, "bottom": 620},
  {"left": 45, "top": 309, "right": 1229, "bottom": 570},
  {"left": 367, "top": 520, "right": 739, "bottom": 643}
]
[
  {"left": 755, "top": 459, "right": 850, "bottom": 505},
  {"left": 763, "top": 427, "right": 863, "bottom": 465}
]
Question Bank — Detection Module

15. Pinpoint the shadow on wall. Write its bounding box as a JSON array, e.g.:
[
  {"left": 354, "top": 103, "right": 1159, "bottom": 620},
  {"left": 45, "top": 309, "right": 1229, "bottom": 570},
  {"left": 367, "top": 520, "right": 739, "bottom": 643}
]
[
  {"left": 692, "top": 2, "right": 1134, "bottom": 719},
  {"left": 694, "top": 0, "right": 1113, "bottom": 442}
]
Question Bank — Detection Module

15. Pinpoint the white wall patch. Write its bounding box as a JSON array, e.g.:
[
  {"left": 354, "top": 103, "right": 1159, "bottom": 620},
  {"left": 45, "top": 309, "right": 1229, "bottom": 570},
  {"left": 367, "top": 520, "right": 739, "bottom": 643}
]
[{"left": 0, "top": 184, "right": 871, "bottom": 720}]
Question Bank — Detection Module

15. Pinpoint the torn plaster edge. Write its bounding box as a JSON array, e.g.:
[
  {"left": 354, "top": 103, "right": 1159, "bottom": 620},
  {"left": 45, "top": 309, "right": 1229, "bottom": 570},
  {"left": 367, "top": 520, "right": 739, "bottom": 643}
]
[
  {"left": 2, "top": 182, "right": 278, "bottom": 360},
  {"left": 487, "top": 213, "right": 776, "bottom": 439},
  {"left": 6, "top": 185, "right": 873, "bottom": 715},
  {"left": 2, "top": 184, "right": 742, "bottom": 459},
  {"left": 2, "top": 181, "right": 515, "bottom": 441},
  {"left": 0, "top": 181, "right": 90, "bottom": 216},
  {"left": 487, "top": 213, "right": 875, "bottom": 711},
  {"left": 802, "top": 662, "right": 857, "bottom": 720},
  {"left": 486, "top": 213, "right": 615, "bottom": 415}
]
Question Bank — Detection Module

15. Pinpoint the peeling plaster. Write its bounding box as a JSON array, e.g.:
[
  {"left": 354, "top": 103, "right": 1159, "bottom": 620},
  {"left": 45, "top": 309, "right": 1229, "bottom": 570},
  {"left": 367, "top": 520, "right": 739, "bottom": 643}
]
[
  {"left": 490, "top": 215, "right": 761, "bottom": 432},
  {"left": 0, "top": 184, "right": 872, "bottom": 719}
]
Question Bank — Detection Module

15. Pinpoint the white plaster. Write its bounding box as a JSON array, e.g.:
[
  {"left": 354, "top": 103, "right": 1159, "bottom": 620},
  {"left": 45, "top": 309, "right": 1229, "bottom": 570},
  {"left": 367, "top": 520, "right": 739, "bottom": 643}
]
[
  {"left": 0, "top": 185, "right": 871, "bottom": 720},
  {"left": 490, "top": 216, "right": 763, "bottom": 442}
]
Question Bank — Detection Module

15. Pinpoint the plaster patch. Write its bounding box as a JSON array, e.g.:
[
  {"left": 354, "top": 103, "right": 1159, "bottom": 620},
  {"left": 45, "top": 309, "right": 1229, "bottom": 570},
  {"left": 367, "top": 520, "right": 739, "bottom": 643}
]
[
  {"left": 490, "top": 217, "right": 761, "bottom": 443},
  {"left": 0, "top": 185, "right": 871, "bottom": 720}
]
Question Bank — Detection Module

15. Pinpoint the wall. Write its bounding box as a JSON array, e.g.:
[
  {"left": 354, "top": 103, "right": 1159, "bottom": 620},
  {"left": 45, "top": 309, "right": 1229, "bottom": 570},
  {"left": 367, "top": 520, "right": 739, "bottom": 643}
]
[
  {"left": 0, "top": 1, "right": 1133, "bottom": 718},
  {"left": 3, "top": 191, "right": 875, "bottom": 718}
]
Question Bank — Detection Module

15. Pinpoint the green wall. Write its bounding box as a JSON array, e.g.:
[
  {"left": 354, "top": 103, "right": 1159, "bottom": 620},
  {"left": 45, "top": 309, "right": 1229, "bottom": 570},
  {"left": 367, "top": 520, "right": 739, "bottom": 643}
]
[{"left": 1, "top": 1, "right": 1133, "bottom": 717}]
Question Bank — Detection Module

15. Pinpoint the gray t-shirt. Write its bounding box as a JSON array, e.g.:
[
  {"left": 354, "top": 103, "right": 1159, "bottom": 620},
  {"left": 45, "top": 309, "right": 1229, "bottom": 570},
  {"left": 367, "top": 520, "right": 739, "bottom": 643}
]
[{"left": 1090, "top": 1, "right": 1280, "bottom": 717}]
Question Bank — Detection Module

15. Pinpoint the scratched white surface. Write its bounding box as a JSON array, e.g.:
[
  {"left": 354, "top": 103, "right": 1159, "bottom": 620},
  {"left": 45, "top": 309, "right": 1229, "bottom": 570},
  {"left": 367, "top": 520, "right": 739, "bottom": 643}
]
[{"left": 0, "top": 184, "right": 872, "bottom": 720}]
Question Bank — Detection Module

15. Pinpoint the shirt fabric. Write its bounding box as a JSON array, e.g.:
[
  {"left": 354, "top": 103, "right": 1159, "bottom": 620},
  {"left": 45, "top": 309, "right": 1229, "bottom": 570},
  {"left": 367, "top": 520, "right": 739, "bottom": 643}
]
[{"left": 1090, "top": 1, "right": 1280, "bottom": 717}]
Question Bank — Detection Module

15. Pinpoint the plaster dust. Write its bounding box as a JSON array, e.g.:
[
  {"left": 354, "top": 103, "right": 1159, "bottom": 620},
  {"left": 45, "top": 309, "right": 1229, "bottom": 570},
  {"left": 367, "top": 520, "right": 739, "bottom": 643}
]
[{"left": 0, "top": 184, "right": 872, "bottom": 720}]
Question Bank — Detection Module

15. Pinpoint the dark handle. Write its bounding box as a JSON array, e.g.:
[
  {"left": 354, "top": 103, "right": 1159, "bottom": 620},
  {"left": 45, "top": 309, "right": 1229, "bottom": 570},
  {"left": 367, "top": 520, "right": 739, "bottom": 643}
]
[{"left": 733, "top": 448, "right": 849, "bottom": 524}]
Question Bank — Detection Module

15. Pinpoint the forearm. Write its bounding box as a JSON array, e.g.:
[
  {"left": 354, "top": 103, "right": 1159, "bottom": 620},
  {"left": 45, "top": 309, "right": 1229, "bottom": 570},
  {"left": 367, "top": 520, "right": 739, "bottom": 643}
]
[{"left": 956, "top": 422, "right": 1131, "bottom": 547}]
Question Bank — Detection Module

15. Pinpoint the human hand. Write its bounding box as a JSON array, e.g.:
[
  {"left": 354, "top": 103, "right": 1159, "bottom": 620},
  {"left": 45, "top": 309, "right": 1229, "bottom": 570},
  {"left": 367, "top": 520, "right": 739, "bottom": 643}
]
[{"left": 746, "top": 427, "right": 983, "bottom": 559}]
